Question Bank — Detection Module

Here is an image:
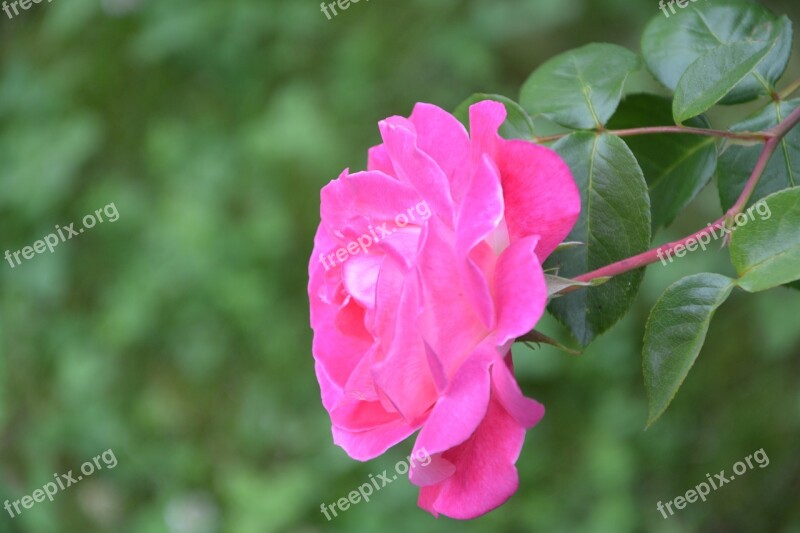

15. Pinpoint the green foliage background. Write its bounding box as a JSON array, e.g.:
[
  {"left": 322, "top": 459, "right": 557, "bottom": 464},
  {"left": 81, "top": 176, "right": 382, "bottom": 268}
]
[{"left": 0, "top": 0, "right": 798, "bottom": 531}]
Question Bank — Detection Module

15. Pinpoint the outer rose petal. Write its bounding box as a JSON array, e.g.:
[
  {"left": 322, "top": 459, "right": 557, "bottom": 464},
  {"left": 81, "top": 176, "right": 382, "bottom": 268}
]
[
  {"left": 371, "top": 271, "right": 437, "bottom": 423},
  {"left": 367, "top": 144, "right": 396, "bottom": 177},
  {"left": 492, "top": 355, "right": 545, "bottom": 429},
  {"left": 319, "top": 357, "right": 417, "bottom": 462},
  {"left": 342, "top": 254, "right": 384, "bottom": 309},
  {"left": 332, "top": 396, "right": 402, "bottom": 432},
  {"left": 332, "top": 420, "right": 420, "bottom": 462},
  {"left": 320, "top": 170, "right": 421, "bottom": 242},
  {"left": 314, "top": 361, "right": 341, "bottom": 413},
  {"left": 364, "top": 257, "right": 405, "bottom": 343},
  {"left": 378, "top": 120, "right": 455, "bottom": 226},
  {"left": 496, "top": 139, "right": 581, "bottom": 261},
  {"left": 494, "top": 235, "right": 547, "bottom": 346},
  {"left": 454, "top": 155, "right": 504, "bottom": 330},
  {"left": 408, "top": 346, "right": 494, "bottom": 487},
  {"left": 416, "top": 219, "right": 488, "bottom": 377},
  {"left": 417, "top": 389, "right": 528, "bottom": 519},
  {"left": 409, "top": 103, "right": 471, "bottom": 189},
  {"left": 456, "top": 155, "right": 505, "bottom": 257},
  {"left": 468, "top": 101, "right": 506, "bottom": 164},
  {"left": 309, "top": 273, "right": 372, "bottom": 388}
]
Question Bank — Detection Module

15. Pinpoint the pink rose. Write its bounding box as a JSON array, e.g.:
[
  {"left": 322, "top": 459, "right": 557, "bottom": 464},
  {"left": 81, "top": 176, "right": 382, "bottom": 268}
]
[{"left": 308, "top": 101, "right": 580, "bottom": 519}]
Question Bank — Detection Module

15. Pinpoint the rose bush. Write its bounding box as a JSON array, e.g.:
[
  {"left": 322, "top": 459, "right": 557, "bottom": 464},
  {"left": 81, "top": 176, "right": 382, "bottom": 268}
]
[{"left": 308, "top": 100, "right": 580, "bottom": 518}]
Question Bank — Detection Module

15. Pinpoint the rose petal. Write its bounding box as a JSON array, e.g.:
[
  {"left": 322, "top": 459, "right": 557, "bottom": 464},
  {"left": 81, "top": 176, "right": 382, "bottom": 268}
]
[
  {"left": 371, "top": 273, "right": 437, "bottom": 423},
  {"left": 416, "top": 219, "right": 489, "bottom": 375},
  {"left": 320, "top": 169, "right": 422, "bottom": 241},
  {"left": 497, "top": 139, "right": 581, "bottom": 261},
  {"left": 469, "top": 101, "right": 506, "bottom": 163},
  {"left": 416, "top": 391, "right": 527, "bottom": 519},
  {"left": 492, "top": 355, "right": 545, "bottom": 428},
  {"left": 342, "top": 254, "right": 384, "bottom": 309},
  {"left": 378, "top": 120, "right": 456, "bottom": 226},
  {"left": 494, "top": 235, "right": 547, "bottom": 346},
  {"left": 332, "top": 420, "right": 419, "bottom": 462},
  {"left": 409, "top": 103, "right": 471, "bottom": 188},
  {"left": 409, "top": 346, "right": 494, "bottom": 486},
  {"left": 367, "top": 144, "right": 397, "bottom": 177}
]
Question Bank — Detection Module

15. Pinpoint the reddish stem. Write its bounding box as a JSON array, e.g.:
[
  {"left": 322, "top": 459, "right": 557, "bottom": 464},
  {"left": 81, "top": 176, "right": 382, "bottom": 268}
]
[
  {"left": 610, "top": 125, "right": 769, "bottom": 142},
  {"left": 537, "top": 125, "right": 770, "bottom": 144},
  {"left": 574, "top": 106, "right": 800, "bottom": 283}
]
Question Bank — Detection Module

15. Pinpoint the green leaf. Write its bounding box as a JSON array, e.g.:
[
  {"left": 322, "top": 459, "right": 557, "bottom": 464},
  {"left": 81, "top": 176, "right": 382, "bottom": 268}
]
[
  {"left": 673, "top": 39, "right": 778, "bottom": 123},
  {"left": 642, "top": 0, "right": 793, "bottom": 104},
  {"left": 718, "top": 99, "right": 800, "bottom": 211},
  {"left": 520, "top": 43, "right": 640, "bottom": 130},
  {"left": 546, "top": 133, "right": 651, "bottom": 346},
  {"left": 608, "top": 94, "right": 717, "bottom": 229},
  {"left": 730, "top": 188, "right": 800, "bottom": 292},
  {"left": 643, "top": 273, "right": 736, "bottom": 427},
  {"left": 454, "top": 93, "right": 535, "bottom": 140}
]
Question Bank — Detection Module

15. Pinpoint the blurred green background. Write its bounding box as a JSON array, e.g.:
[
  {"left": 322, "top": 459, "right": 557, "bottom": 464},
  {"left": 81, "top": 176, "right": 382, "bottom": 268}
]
[{"left": 1, "top": 0, "right": 799, "bottom": 531}]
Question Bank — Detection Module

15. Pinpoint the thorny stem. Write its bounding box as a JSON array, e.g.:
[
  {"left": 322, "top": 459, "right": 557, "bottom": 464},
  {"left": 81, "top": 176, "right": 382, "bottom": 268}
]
[
  {"left": 573, "top": 106, "right": 800, "bottom": 283},
  {"left": 536, "top": 125, "right": 770, "bottom": 144}
]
